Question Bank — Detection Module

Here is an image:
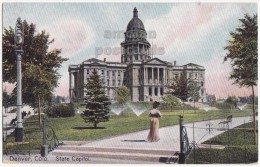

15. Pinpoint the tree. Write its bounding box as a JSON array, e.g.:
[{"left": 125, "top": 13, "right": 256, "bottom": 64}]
[
  {"left": 81, "top": 70, "right": 110, "bottom": 128},
  {"left": 225, "top": 96, "right": 238, "bottom": 109},
  {"left": 224, "top": 14, "right": 257, "bottom": 145},
  {"left": 162, "top": 94, "right": 181, "bottom": 112},
  {"left": 115, "top": 86, "right": 131, "bottom": 106},
  {"left": 3, "top": 91, "right": 11, "bottom": 113},
  {"left": 187, "top": 80, "right": 201, "bottom": 113},
  {"left": 167, "top": 72, "right": 189, "bottom": 101},
  {"left": 3, "top": 20, "right": 68, "bottom": 124}
]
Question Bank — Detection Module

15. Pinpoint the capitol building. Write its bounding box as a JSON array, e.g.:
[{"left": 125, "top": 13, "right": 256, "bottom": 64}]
[{"left": 68, "top": 8, "right": 206, "bottom": 103}]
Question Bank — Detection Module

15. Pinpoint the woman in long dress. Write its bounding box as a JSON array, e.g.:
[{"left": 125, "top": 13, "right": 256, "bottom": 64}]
[{"left": 147, "top": 101, "right": 162, "bottom": 142}]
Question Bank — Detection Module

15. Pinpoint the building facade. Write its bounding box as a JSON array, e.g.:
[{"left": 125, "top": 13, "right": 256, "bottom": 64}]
[{"left": 68, "top": 8, "right": 207, "bottom": 103}]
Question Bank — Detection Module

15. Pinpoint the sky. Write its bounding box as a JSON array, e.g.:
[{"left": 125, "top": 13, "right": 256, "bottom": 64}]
[{"left": 2, "top": 2, "right": 258, "bottom": 99}]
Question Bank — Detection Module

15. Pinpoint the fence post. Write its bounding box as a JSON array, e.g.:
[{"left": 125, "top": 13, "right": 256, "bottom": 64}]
[
  {"left": 244, "top": 120, "right": 247, "bottom": 163},
  {"left": 179, "top": 115, "right": 185, "bottom": 164},
  {"left": 40, "top": 115, "right": 48, "bottom": 157},
  {"left": 193, "top": 122, "right": 195, "bottom": 163}
]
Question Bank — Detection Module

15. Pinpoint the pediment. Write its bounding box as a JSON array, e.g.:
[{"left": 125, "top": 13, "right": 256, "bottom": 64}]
[
  {"left": 143, "top": 58, "right": 167, "bottom": 65},
  {"left": 91, "top": 62, "right": 104, "bottom": 66},
  {"left": 184, "top": 63, "right": 204, "bottom": 69}
]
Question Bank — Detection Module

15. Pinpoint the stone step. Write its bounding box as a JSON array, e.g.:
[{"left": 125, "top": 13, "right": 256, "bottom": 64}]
[
  {"left": 51, "top": 146, "right": 179, "bottom": 163},
  {"left": 58, "top": 145, "right": 177, "bottom": 156}
]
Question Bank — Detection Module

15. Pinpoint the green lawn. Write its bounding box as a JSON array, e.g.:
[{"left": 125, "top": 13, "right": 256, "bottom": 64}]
[
  {"left": 22, "top": 108, "right": 254, "bottom": 140},
  {"left": 186, "top": 121, "right": 258, "bottom": 164}
]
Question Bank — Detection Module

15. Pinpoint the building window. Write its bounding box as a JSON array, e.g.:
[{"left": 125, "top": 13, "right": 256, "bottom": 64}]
[
  {"left": 107, "top": 71, "right": 109, "bottom": 77},
  {"left": 135, "top": 55, "right": 138, "bottom": 60},
  {"left": 201, "top": 89, "right": 204, "bottom": 96},
  {"left": 201, "top": 81, "right": 204, "bottom": 87},
  {"left": 200, "top": 74, "right": 203, "bottom": 78},
  {"left": 118, "top": 71, "right": 121, "bottom": 77},
  {"left": 160, "top": 88, "right": 164, "bottom": 96},
  {"left": 195, "top": 73, "right": 198, "bottom": 79},
  {"left": 155, "top": 88, "right": 158, "bottom": 96},
  {"left": 87, "top": 69, "right": 89, "bottom": 74},
  {"left": 101, "top": 70, "right": 104, "bottom": 75},
  {"left": 112, "top": 71, "right": 115, "bottom": 76},
  {"left": 118, "top": 80, "right": 120, "bottom": 86},
  {"left": 149, "top": 87, "right": 152, "bottom": 96},
  {"left": 112, "top": 80, "right": 115, "bottom": 86},
  {"left": 107, "top": 80, "right": 110, "bottom": 86}
]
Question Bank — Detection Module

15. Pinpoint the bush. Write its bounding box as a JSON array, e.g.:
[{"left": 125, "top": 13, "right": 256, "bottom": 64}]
[
  {"left": 210, "top": 102, "right": 234, "bottom": 110},
  {"left": 45, "top": 103, "right": 75, "bottom": 118},
  {"left": 9, "top": 108, "right": 16, "bottom": 113},
  {"left": 158, "top": 102, "right": 195, "bottom": 111}
]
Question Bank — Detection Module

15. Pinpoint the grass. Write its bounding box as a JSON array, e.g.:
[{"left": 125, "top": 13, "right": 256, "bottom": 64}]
[
  {"left": 43, "top": 108, "right": 254, "bottom": 141},
  {"left": 186, "top": 121, "right": 258, "bottom": 164},
  {"left": 3, "top": 104, "right": 255, "bottom": 154},
  {"left": 203, "top": 121, "right": 258, "bottom": 146}
]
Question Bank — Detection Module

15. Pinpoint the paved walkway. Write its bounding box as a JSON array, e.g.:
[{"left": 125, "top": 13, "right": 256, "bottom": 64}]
[{"left": 82, "top": 116, "right": 252, "bottom": 151}]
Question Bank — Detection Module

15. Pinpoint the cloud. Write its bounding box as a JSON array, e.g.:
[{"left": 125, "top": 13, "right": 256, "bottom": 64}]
[
  {"left": 40, "top": 19, "right": 95, "bottom": 58},
  {"left": 143, "top": 3, "right": 251, "bottom": 62}
]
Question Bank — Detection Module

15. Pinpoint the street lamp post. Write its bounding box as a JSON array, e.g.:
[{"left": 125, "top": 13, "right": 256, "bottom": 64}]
[{"left": 14, "top": 17, "right": 24, "bottom": 142}]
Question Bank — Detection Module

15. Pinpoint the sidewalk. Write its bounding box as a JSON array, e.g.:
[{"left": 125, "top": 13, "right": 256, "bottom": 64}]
[{"left": 80, "top": 116, "right": 252, "bottom": 151}]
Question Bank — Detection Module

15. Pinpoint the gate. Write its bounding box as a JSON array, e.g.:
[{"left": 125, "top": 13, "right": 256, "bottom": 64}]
[{"left": 179, "top": 115, "right": 192, "bottom": 164}]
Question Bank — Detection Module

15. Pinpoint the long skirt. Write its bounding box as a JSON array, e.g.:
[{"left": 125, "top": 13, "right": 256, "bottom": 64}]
[{"left": 147, "top": 118, "right": 160, "bottom": 142}]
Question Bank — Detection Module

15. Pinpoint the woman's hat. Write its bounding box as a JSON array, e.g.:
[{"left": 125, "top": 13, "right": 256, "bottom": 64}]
[{"left": 153, "top": 101, "right": 160, "bottom": 108}]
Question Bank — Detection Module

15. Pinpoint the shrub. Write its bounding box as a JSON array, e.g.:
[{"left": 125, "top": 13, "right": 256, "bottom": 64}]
[
  {"left": 9, "top": 108, "right": 16, "bottom": 113},
  {"left": 45, "top": 103, "right": 75, "bottom": 118},
  {"left": 210, "top": 102, "right": 234, "bottom": 110},
  {"left": 158, "top": 102, "right": 195, "bottom": 111}
]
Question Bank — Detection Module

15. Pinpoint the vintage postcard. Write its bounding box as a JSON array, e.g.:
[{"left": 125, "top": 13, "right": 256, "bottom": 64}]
[{"left": 1, "top": 1, "right": 258, "bottom": 165}]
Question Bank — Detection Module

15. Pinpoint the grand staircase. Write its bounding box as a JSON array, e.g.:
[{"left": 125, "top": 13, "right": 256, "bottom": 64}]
[{"left": 50, "top": 144, "right": 179, "bottom": 163}]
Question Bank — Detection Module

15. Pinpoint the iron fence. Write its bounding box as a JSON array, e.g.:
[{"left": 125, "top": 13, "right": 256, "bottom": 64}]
[{"left": 181, "top": 116, "right": 258, "bottom": 164}]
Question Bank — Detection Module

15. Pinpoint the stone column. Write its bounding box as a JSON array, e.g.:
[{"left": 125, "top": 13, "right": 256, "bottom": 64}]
[
  {"left": 157, "top": 68, "right": 159, "bottom": 84},
  {"left": 138, "top": 43, "right": 139, "bottom": 55},
  {"left": 145, "top": 68, "right": 147, "bottom": 84},
  {"left": 163, "top": 68, "right": 165, "bottom": 85},
  {"left": 69, "top": 72, "right": 72, "bottom": 98},
  {"left": 143, "top": 67, "right": 146, "bottom": 85},
  {"left": 70, "top": 72, "right": 74, "bottom": 89},
  {"left": 70, "top": 72, "right": 74, "bottom": 99},
  {"left": 77, "top": 71, "right": 80, "bottom": 100},
  {"left": 151, "top": 67, "right": 154, "bottom": 84},
  {"left": 115, "top": 70, "right": 118, "bottom": 87}
]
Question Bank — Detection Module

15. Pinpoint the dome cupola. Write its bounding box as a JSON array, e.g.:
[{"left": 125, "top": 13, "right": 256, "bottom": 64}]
[{"left": 127, "top": 7, "right": 145, "bottom": 31}]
